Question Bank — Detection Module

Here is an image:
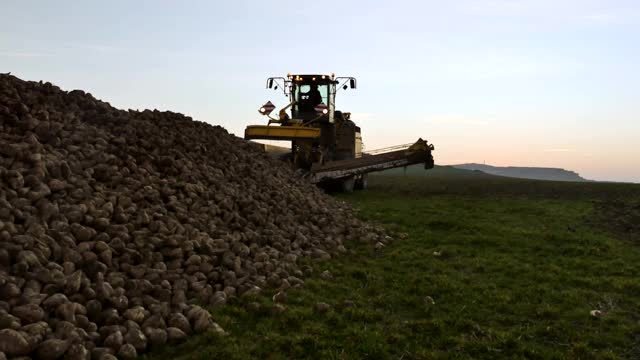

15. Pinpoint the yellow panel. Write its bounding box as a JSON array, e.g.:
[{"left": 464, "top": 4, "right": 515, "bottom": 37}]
[{"left": 244, "top": 125, "right": 321, "bottom": 141}]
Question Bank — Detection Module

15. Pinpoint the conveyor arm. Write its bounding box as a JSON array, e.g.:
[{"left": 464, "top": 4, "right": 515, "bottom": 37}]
[{"left": 308, "top": 138, "right": 434, "bottom": 183}]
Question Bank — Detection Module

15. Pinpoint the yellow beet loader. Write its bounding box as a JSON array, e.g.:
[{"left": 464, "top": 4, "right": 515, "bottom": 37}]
[{"left": 245, "top": 73, "right": 434, "bottom": 191}]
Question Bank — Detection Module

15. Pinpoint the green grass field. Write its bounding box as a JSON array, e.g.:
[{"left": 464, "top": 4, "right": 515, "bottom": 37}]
[{"left": 149, "top": 172, "right": 640, "bottom": 360}]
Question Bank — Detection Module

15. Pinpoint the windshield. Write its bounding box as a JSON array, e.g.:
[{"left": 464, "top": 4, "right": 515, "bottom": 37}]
[{"left": 293, "top": 83, "right": 329, "bottom": 118}]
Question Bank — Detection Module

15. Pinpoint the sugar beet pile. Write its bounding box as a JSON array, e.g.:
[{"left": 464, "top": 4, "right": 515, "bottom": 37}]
[{"left": 0, "top": 75, "right": 388, "bottom": 359}]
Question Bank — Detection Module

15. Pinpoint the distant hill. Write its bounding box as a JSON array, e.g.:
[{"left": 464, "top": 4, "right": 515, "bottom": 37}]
[
  {"left": 452, "top": 163, "right": 588, "bottom": 182},
  {"left": 377, "top": 163, "right": 588, "bottom": 182},
  {"left": 377, "top": 164, "right": 497, "bottom": 178}
]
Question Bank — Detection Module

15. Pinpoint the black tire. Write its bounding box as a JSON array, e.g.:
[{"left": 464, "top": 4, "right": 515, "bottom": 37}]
[
  {"left": 354, "top": 174, "right": 368, "bottom": 190},
  {"left": 360, "top": 174, "right": 368, "bottom": 190}
]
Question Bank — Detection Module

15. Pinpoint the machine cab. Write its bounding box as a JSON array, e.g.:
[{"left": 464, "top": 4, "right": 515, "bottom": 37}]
[
  {"left": 289, "top": 74, "right": 336, "bottom": 121},
  {"left": 259, "top": 73, "right": 357, "bottom": 126}
]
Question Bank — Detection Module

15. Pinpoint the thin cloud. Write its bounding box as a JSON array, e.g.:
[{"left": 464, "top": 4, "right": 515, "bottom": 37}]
[
  {"left": 83, "top": 45, "right": 128, "bottom": 53},
  {"left": 75, "top": 44, "right": 189, "bottom": 57},
  {"left": 458, "top": 1, "right": 635, "bottom": 24},
  {"left": 64, "top": 43, "right": 129, "bottom": 54},
  {"left": 0, "top": 51, "right": 55, "bottom": 58},
  {"left": 584, "top": 13, "right": 613, "bottom": 20},
  {"left": 582, "top": 13, "right": 616, "bottom": 23},
  {"left": 458, "top": 0, "right": 550, "bottom": 15}
]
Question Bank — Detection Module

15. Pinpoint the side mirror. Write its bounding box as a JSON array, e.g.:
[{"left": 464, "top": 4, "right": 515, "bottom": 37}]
[
  {"left": 350, "top": 78, "right": 356, "bottom": 89},
  {"left": 267, "top": 79, "right": 274, "bottom": 89}
]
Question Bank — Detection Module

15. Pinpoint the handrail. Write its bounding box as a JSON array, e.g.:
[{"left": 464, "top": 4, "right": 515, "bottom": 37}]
[{"left": 364, "top": 143, "right": 413, "bottom": 155}]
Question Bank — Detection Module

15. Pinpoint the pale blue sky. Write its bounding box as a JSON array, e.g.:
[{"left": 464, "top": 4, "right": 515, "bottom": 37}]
[{"left": 2, "top": 0, "right": 639, "bottom": 181}]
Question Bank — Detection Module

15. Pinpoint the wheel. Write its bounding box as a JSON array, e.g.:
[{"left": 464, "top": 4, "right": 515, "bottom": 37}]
[
  {"left": 360, "top": 174, "right": 368, "bottom": 190},
  {"left": 341, "top": 176, "right": 355, "bottom": 193},
  {"left": 354, "top": 174, "right": 368, "bottom": 190}
]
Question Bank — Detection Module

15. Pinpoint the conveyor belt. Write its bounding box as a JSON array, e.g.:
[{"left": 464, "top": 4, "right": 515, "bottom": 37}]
[{"left": 308, "top": 145, "right": 434, "bottom": 183}]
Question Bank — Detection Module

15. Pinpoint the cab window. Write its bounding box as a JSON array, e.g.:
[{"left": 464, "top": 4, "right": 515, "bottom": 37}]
[{"left": 293, "top": 83, "right": 329, "bottom": 116}]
